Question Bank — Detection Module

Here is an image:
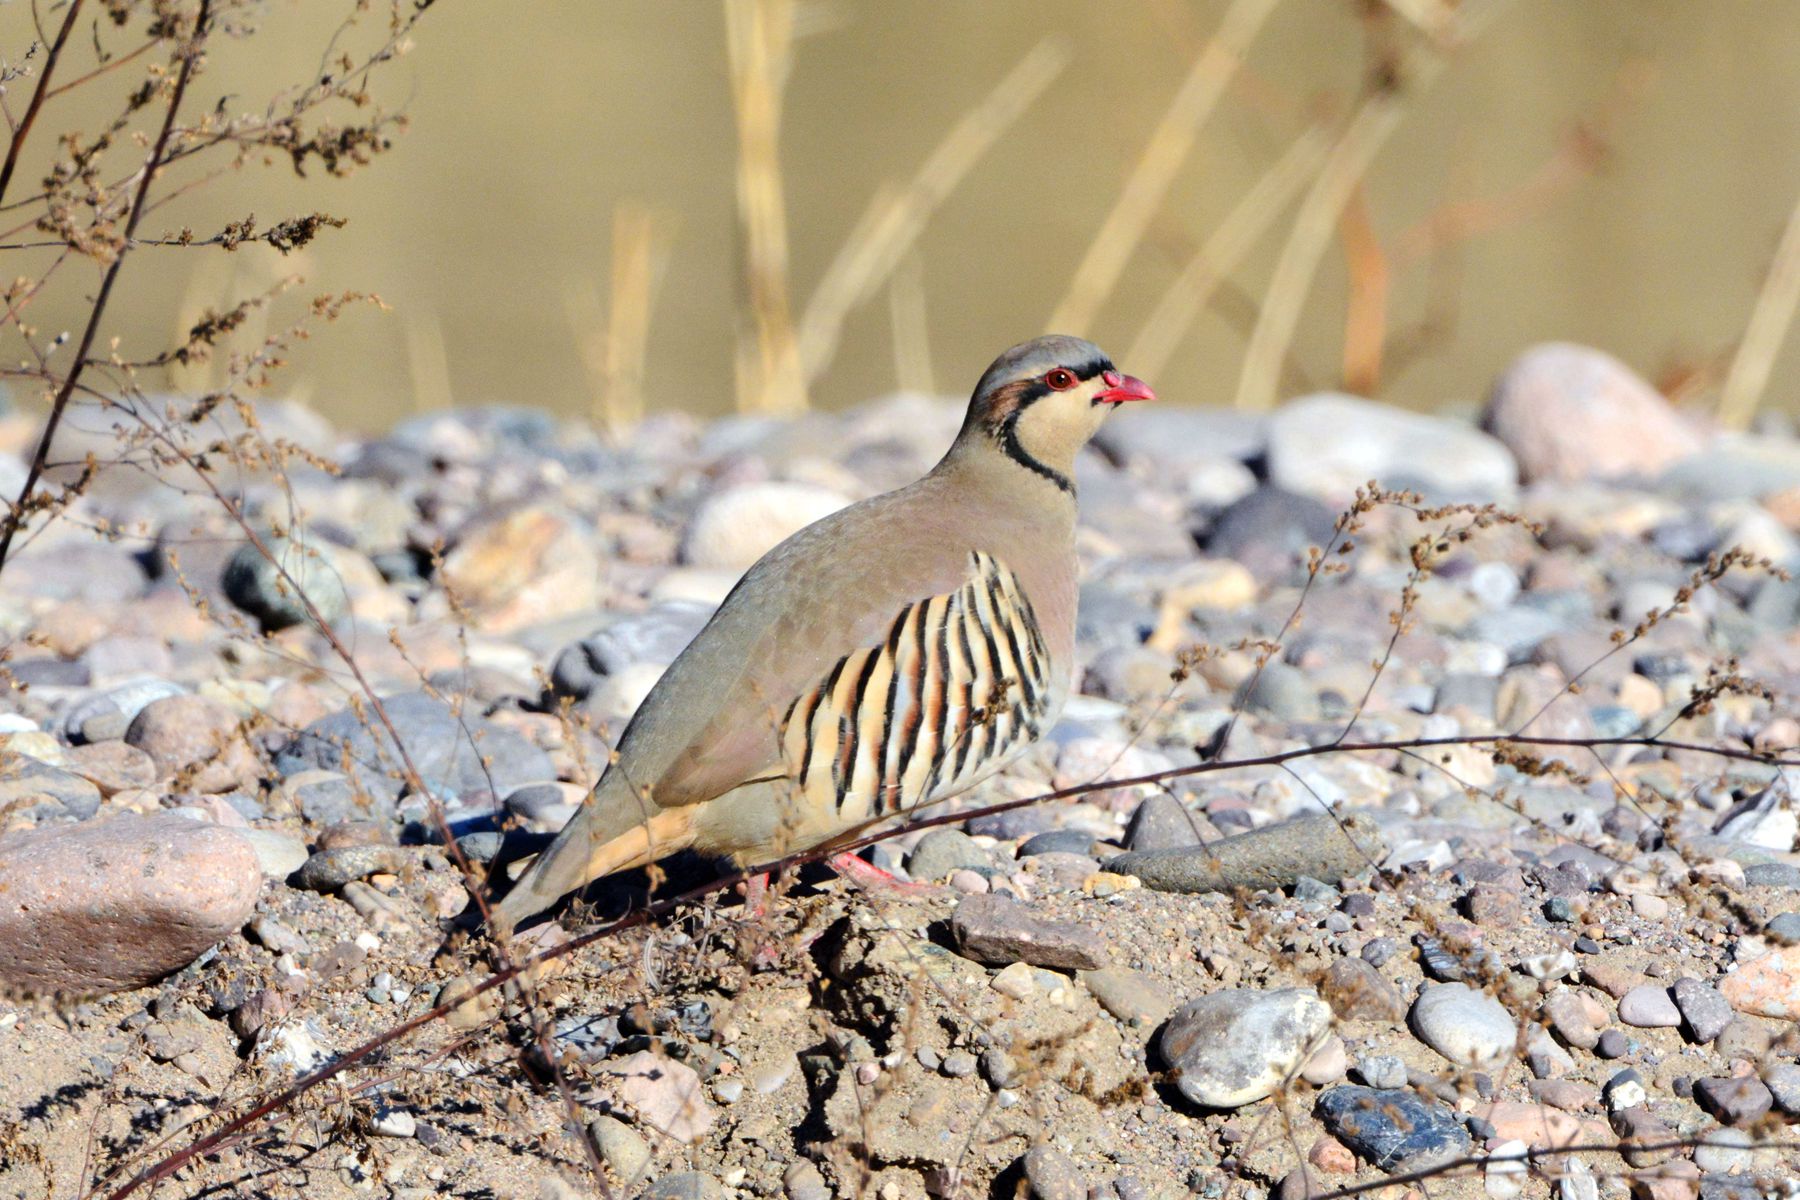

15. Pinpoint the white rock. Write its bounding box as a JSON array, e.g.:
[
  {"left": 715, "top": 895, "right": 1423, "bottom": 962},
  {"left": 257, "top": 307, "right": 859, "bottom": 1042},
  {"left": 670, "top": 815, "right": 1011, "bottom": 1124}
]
[
  {"left": 371, "top": 1109, "right": 417, "bottom": 1137},
  {"left": 1158, "top": 987, "right": 1332, "bottom": 1108},
  {"left": 1485, "top": 1138, "right": 1529, "bottom": 1200},
  {"left": 1410, "top": 983, "right": 1517, "bottom": 1068},
  {"left": 1269, "top": 392, "right": 1518, "bottom": 504},
  {"left": 1556, "top": 1156, "right": 1599, "bottom": 1200},
  {"left": 682, "top": 481, "right": 851, "bottom": 569}
]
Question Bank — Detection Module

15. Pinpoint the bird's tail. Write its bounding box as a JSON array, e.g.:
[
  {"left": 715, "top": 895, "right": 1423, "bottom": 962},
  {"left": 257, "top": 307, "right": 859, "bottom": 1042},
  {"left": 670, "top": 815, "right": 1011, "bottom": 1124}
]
[{"left": 489, "top": 772, "right": 697, "bottom": 935}]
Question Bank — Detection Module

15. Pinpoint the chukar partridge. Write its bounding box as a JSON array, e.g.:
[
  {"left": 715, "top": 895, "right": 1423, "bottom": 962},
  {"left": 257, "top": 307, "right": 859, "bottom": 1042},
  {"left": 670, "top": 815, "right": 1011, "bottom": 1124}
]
[{"left": 493, "top": 335, "right": 1153, "bottom": 931}]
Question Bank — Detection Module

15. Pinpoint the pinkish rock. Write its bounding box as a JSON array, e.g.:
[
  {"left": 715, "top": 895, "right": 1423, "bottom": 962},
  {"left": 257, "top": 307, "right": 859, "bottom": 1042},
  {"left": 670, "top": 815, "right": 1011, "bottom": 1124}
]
[
  {"left": 598, "top": 1050, "right": 716, "bottom": 1145},
  {"left": 1483, "top": 343, "right": 1701, "bottom": 484},
  {"left": 125, "top": 694, "right": 258, "bottom": 792},
  {"left": 1720, "top": 945, "right": 1800, "bottom": 1018},
  {"left": 0, "top": 813, "right": 262, "bottom": 994}
]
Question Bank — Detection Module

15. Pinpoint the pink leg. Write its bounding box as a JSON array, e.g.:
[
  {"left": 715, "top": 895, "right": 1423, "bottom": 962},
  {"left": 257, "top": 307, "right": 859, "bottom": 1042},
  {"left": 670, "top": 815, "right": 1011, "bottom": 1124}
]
[
  {"left": 739, "top": 871, "right": 771, "bottom": 916},
  {"left": 827, "top": 851, "right": 934, "bottom": 894}
]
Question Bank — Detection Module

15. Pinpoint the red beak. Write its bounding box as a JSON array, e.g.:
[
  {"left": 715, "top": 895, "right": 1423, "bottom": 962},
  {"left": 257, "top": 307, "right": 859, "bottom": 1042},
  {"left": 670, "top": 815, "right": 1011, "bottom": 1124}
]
[{"left": 1096, "top": 369, "right": 1155, "bottom": 405}]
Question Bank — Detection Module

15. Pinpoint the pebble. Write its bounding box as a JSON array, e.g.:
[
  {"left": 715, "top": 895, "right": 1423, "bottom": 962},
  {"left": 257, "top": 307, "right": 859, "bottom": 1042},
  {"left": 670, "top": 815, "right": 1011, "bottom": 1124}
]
[
  {"left": 1316, "top": 1086, "right": 1470, "bottom": 1171},
  {"left": 1670, "top": 976, "right": 1733, "bottom": 1042},
  {"left": 599, "top": 1051, "right": 716, "bottom": 1145},
  {"left": 275, "top": 690, "right": 553, "bottom": 803},
  {"left": 907, "top": 828, "right": 991, "bottom": 881},
  {"left": 1409, "top": 983, "right": 1517, "bottom": 1069},
  {"left": 1484, "top": 342, "right": 1699, "bottom": 484},
  {"left": 292, "top": 845, "right": 410, "bottom": 892},
  {"left": 0, "top": 813, "right": 261, "bottom": 994},
  {"left": 587, "top": 1115, "right": 651, "bottom": 1181},
  {"left": 1019, "top": 1144, "right": 1087, "bottom": 1200},
  {"left": 239, "top": 829, "right": 309, "bottom": 878},
  {"left": 1158, "top": 987, "right": 1331, "bottom": 1108},
  {"left": 1692, "top": 1127, "right": 1756, "bottom": 1175},
  {"left": 1618, "top": 984, "right": 1682, "bottom": 1027},
  {"left": 682, "top": 481, "right": 849, "bottom": 570},
  {"left": 1081, "top": 967, "right": 1177, "bottom": 1030},
  {"left": 641, "top": 1173, "right": 725, "bottom": 1200},
  {"left": 1485, "top": 1138, "right": 1529, "bottom": 1200},
  {"left": 222, "top": 531, "right": 350, "bottom": 631},
  {"left": 950, "top": 894, "right": 1107, "bottom": 971},
  {"left": 1123, "top": 792, "right": 1205, "bottom": 851},
  {"left": 125, "top": 694, "right": 255, "bottom": 793},
  {"left": 1720, "top": 944, "right": 1800, "bottom": 1016},
  {"left": 1692, "top": 1075, "right": 1773, "bottom": 1127}
]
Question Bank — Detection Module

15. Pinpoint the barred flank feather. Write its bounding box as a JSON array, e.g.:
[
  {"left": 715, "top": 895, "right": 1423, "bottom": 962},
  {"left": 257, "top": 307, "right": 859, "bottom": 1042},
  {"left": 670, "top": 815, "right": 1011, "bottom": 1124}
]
[{"left": 781, "top": 551, "right": 1052, "bottom": 822}]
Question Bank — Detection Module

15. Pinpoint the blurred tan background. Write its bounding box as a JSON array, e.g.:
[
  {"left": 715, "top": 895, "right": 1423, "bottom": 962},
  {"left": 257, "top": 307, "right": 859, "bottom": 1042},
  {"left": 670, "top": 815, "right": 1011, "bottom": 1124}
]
[{"left": 16, "top": 0, "right": 1800, "bottom": 429}]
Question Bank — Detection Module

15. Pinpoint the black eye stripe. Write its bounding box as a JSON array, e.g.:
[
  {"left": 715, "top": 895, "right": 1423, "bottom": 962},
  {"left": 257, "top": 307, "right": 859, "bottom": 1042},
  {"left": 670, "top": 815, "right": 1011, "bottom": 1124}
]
[{"left": 1014, "top": 356, "right": 1114, "bottom": 404}]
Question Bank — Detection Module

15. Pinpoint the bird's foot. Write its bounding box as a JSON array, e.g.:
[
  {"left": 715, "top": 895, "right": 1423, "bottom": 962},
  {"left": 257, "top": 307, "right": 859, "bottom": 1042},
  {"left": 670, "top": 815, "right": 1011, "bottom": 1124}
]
[{"left": 827, "top": 850, "right": 933, "bottom": 894}]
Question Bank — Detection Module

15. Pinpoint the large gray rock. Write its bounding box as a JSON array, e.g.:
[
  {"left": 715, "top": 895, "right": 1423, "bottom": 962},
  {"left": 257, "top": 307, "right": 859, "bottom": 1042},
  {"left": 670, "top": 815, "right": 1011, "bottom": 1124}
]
[
  {"left": 0, "top": 813, "right": 261, "bottom": 994},
  {"left": 1106, "top": 812, "right": 1385, "bottom": 894},
  {"left": 1269, "top": 392, "right": 1518, "bottom": 504},
  {"left": 222, "top": 530, "right": 350, "bottom": 631},
  {"left": 274, "top": 691, "right": 554, "bottom": 802},
  {"left": 1484, "top": 343, "right": 1700, "bottom": 484},
  {"left": 1159, "top": 987, "right": 1331, "bottom": 1108}
]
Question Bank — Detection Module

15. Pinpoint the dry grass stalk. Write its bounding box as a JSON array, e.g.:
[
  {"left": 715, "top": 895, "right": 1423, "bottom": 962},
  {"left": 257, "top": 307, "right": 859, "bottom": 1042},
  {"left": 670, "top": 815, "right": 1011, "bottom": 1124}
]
[
  {"left": 568, "top": 204, "right": 673, "bottom": 438},
  {"left": 1719, "top": 183, "right": 1800, "bottom": 430},
  {"left": 1338, "top": 181, "right": 1390, "bottom": 395},
  {"left": 1232, "top": 1, "right": 1502, "bottom": 412},
  {"left": 403, "top": 306, "right": 454, "bottom": 413},
  {"left": 795, "top": 36, "right": 1071, "bottom": 385},
  {"left": 1125, "top": 123, "right": 1328, "bottom": 379},
  {"left": 1045, "top": 0, "right": 1280, "bottom": 337},
  {"left": 887, "top": 250, "right": 934, "bottom": 394},
  {"left": 725, "top": 0, "right": 805, "bottom": 415}
]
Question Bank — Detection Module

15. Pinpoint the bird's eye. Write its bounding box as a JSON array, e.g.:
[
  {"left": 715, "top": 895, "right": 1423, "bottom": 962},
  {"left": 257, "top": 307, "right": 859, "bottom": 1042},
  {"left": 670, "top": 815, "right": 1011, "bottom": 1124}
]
[{"left": 1044, "top": 368, "right": 1078, "bottom": 390}]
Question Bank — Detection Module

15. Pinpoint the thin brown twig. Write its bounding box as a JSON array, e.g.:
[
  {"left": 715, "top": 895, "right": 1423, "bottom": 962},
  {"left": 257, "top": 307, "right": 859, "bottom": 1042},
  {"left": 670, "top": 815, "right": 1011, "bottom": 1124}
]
[
  {"left": 0, "top": 0, "right": 83, "bottom": 207},
  {"left": 0, "top": 2, "right": 207, "bottom": 578}
]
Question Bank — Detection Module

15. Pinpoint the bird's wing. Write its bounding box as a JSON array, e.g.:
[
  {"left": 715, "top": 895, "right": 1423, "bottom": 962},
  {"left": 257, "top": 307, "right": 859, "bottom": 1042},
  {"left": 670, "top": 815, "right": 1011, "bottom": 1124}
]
[{"left": 616, "top": 479, "right": 982, "bottom": 809}]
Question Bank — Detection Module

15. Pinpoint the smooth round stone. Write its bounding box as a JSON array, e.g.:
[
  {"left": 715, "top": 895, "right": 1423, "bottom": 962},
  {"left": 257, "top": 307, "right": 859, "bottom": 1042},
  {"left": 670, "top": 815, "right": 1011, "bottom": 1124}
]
[
  {"left": 0, "top": 813, "right": 261, "bottom": 994},
  {"left": 238, "top": 828, "right": 308, "bottom": 878},
  {"left": 1018, "top": 829, "right": 1096, "bottom": 858},
  {"left": 1693, "top": 1127, "right": 1755, "bottom": 1175},
  {"left": 1617, "top": 984, "right": 1682, "bottom": 1028},
  {"left": 907, "top": 829, "right": 990, "bottom": 882},
  {"left": 1410, "top": 983, "right": 1517, "bottom": 1069},
  {"left": 682, "top": 482, "right": 850, "bottom": 570},
  {"left": 1158, "top": 987, "right": 1331, "bottom": 1108},
  {"left": 222, "top": 531, "right": 351, "bottom": 631}
]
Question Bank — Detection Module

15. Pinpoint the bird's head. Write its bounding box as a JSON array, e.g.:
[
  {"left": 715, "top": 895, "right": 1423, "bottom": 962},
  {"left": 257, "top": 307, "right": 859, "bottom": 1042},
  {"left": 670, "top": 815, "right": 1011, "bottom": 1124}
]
[{"left": 958, "top": 334, "right": 1154, "bottom": 492}]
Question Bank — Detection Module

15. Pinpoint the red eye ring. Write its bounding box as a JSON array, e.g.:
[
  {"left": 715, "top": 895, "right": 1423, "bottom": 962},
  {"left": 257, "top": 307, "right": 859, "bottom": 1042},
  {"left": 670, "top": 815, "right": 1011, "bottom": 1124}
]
[{"left": 1044, "top": 367, "right": 1078, "bottom": 390}]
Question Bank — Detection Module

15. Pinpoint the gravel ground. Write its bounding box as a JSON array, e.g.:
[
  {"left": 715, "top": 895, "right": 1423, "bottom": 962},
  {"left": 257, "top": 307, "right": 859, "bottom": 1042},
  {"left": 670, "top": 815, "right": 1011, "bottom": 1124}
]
[{"left": 3, "top": 343, "right": 1800, "bottom": 1199}]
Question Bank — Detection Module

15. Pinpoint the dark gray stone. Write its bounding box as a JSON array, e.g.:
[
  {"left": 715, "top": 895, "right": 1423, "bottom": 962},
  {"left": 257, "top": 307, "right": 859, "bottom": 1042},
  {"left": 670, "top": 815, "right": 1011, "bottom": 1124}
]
[
  {"left": 222, "top": 533, "right": 349, "bottom": 631},
  {"left": 1018, "top": 829, "right": 1096, "bottom": 857},
  {"left": 275, "top": 691, "right": 553, "bottom": 802},
  {"left": 1693, "top": 1076, "right": 1773, "bottom": 1127},
  {"left": 1124, "top": 793, "right": 1205, "bottom": 852},
  {"left": 1745, "top": 862, "right": 1800, "bottom": 889},
  {"left": 1671, "top": 977, "right": 1733, "bottom": 1043},
  {"left": 907, "top": 828, "right": 991, "bottom": 882},
  {"left": 1316, "top": 1086, "right": 1470, "bottom": 1172},
  {"left": 1105, "top": 813, "right": 1384, "bottom": 895}
]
